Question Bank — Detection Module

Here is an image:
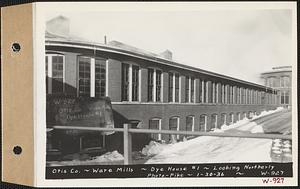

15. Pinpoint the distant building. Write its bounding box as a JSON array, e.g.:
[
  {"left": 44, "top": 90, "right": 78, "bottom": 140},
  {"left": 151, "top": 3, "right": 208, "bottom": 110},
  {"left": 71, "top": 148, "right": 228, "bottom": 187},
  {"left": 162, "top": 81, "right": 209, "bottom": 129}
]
[{"left": 261, "top": 66, "right": 292, "bottom": 107}]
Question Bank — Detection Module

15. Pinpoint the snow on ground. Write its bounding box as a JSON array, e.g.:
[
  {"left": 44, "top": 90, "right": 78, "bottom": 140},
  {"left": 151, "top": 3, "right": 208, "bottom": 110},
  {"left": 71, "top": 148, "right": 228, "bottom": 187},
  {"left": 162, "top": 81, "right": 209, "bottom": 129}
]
[
  {"left": 48, "top": 107, "right": 284, "bottom": 166},
  {"left": 144, "top": 107, "right": 284, "bottom": 164},
  {"left": 49, "top": 151, "right": 124, "bottom": 166}
]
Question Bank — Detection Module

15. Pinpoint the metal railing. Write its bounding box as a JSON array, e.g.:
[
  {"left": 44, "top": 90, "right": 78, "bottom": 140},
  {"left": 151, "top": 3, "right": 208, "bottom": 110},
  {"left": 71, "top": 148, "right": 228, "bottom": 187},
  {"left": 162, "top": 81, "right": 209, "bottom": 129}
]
[{"left": 53, "top": 124, "right": 292, "bottom": 164}]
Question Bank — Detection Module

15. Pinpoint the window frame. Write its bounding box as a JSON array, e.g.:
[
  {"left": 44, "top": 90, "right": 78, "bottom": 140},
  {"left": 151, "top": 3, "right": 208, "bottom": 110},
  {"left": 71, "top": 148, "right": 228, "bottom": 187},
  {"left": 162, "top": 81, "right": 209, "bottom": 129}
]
[
  {"left": 46, "top": 53, "right": 65, "bottom": 94},
  {"left": 199, "top": 114, "right": 208, "bottom": 132},
  {"left": 169, "top": 116, "right": 180, "bottom": 140},
  {"left": 121, "top": 62, "right": 140, "bottom": 102},
  {"left": 149, "top": 118, "right": 162, "bottom": 141}
]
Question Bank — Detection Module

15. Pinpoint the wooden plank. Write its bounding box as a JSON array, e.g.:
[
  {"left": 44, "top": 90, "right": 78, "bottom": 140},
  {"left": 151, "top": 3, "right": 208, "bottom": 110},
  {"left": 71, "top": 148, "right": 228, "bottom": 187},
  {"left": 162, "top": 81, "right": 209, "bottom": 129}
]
[
  {"left": 53, "top": 125, "right": 292, "bottom": 140},
  {"left": 123, "top": 124, "right": 132, "bottom": 165}
]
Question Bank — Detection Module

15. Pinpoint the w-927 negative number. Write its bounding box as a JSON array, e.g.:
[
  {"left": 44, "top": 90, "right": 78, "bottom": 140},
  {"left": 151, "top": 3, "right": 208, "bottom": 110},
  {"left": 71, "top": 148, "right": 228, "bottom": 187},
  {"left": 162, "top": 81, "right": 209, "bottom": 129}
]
[{"left": 262, "top": 177, "right": 284, "bottom": 184}]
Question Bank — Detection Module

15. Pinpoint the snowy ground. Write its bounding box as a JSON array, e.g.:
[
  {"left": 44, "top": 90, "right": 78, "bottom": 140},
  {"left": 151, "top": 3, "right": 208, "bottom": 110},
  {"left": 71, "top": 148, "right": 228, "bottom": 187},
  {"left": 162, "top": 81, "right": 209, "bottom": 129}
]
[
  {"left": 144, "top": 107, "right": 285, "bottom": 164},
  {"left": 47, "top": 107, "right": 286, "bottom": 166}
]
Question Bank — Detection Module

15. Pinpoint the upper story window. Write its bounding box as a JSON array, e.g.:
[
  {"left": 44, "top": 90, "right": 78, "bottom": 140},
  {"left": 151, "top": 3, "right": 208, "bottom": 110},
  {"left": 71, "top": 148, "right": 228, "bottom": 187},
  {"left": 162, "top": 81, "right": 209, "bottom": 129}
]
[
  {"left": 185, "top": 76, "right": 195, "bottom": 103},
  {"left": 148, "top": 68, "right": 162, "bottom": 102},
  {"left": 148, "top": 68, "right": 154, "bottom": 101},
  {"left": 190, "top": 77, "right": 195, "bottom": 103},
  {"left": 45, "top": 54, "right": 65, "bottom": 94},
  {"left": 175, "top": 73, "right": 179, "bottom": 102},
  {"left": 212, "top": 82, "right": 218, "bottom": 103},
  {"left": 221, "top": 84, "right": 225, "bottom": 104},
  {"left": 168, "top": 73, "right": 173, "bottom": 102},
  {"left": 78, "top": 56, "right": 107, "bottom": 98},
  {"left": 168, "top": 72, "right": 179, "bottom": 102},
  {"left": 78, "top": 57, "right": 91, "bottom": 97},
  {"left": 156, "top": 70, "right": 162, "bottom": 102},
  {"left": 199, "top": 79, "right": 203, "bottom": 103},
  {"left": 185, "top": 76, "right": 190, "bottom": 102},
  {"left": 280, "top": 76, "right": 290, "bottom": 87},
  {"left": 236, "top": 87, "right": 240, "bottom": 104},
  {"left": 95, "top": 58, "right": 106, "bottom": 98},
  {"left": 122, "top": 63, "right": 140, "bottom": 102},
  {"left": 266, "top": 77, "right": 277, "bottom": 87}
]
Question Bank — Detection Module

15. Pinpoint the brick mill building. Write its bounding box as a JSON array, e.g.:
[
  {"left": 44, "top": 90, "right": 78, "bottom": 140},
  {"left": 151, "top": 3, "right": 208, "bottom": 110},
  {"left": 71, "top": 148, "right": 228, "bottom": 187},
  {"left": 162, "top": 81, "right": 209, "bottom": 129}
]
[{"left": 45, "top": 16, "right": 280, "bottom": 150}]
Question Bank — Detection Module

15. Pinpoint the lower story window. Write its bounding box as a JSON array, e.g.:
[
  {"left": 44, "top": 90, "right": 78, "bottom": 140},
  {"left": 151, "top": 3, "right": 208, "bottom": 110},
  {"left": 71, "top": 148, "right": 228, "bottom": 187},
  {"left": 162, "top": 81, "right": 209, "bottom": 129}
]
[
  {"left": 186, "top": 116, "right": 194, "bottom": 138},
  {"left": 149, "top": 118, "right": 161, "bottom": 141},
  {"left": 236, "top": 112, "right": 241, "bottom": 121},
  {"left": 229, "top": 113, "right": 234, "bottom": 124},
  {"left": 221, "top": 113, "right": 227, "bottom": 126},
  {"left": 211, "top": 114, "right": 218, "bottom": 129},
  {"left": 199, "top": 115, "right": 207, "bottom": 132},
  {"left": 169, "top": 117, "right": 180, "bottom": 141}
]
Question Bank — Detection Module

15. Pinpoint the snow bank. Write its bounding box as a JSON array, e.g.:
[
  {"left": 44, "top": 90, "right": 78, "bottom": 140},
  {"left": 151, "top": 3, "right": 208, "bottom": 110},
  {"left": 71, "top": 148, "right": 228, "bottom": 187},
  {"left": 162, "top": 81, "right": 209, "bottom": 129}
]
[
  {"left": 92, "top": 150, "right": 124, "bottom": 162},
  {"left": 49, "top": 151, "right": 124, "bottom": 166},
  {"left": 145, "top": 107, "right": 284, "bottom": 164},
  {"left": 141, "top": 141, "right": 169, "bottom": 156},
  {"left": 252, "top": 107, "right": 284, "bottom": 120}
]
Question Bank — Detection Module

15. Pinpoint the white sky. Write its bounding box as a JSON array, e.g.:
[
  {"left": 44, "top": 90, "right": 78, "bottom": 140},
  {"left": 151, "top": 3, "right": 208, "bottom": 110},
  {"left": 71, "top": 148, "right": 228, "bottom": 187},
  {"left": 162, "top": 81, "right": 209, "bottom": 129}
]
[{"left": 45, "top": 3, "right": 294, "bottom": 85}]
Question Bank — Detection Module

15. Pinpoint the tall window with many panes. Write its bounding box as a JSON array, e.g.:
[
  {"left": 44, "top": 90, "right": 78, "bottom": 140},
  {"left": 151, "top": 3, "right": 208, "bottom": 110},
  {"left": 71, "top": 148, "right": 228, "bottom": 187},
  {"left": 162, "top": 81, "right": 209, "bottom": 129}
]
[
  {"left": 168, "top": 73, "right": 173, "bottom": 102},
  {"left": 132, "top": 65, "right": 139, "bottom": 101},
  {"left": 121, "top": 63, "right": 130, "bottom": 101},
  {"left": 190, "top": 77, "right": 195, "bottom": 103},
  {"left": 148, "top": 68, "right": 154, "bottom": 101},
  {"left": 174, "top": 73, "right": 179, "bottom": 102},
  {"left": 185, "top": 76, "right": 190, "bottom": 102},
  {"left": 121, "top": 63, "right": 139, "bottom": 101},
  {"left": 95, "top": 58, "right": 106, "bottom": 97},
  {"left": 78, "top": 57, "right": 91, "bottom": 97},
  {"left": 156, "top": 70, "right": 162, "bottom": 102}
]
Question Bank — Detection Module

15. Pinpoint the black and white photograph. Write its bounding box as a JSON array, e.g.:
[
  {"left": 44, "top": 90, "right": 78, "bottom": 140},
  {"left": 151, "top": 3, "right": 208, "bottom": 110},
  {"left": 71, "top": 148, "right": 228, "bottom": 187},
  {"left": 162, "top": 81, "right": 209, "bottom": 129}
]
[{"left": 36, "top": 2, "right": 297, "bottom": 186}]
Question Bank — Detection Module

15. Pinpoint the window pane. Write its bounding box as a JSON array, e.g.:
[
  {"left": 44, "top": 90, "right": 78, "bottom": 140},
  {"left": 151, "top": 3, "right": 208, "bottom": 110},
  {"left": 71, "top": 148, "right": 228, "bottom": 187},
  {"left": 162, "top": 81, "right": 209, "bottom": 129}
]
[
  {"left": 175, "top": 74, "right": 179, "bottom": 102},
  {"left": 185, "top": 76, "right": 189, "bottom": 102},
  {"left": 156, "top": 70, "right": 162, "bottom": 102},
  {"left": 191, "top": 77, "right": 195, "bottom": 102},
  {"left": 78, "top": 57, "right": 91, "bottom": 97},
  {"left": 199, "top": 80, "right": 202, "bottom": 103},
  {"left": 186, "top": 116, "right": 194, "bottom": 131},
  {"left": 122, "top": 63, "right": 129, "bottom": 101},
  {"left": 132, "top": 65, "right": 139, "bottom": 101},
  {"left": 148, "top": 68, "right": 154, "bottom": 101},
  {"left": 51, "top": 55, "right": 64, "bottom": 93},
  {"left": 168, "top": 73, "right": 173, "bottom": 102},
  {"left": 199, "top": 115, "right": 207, "bottom": 132},
  {"left": 149, "top": 119, "right": 160, "bottom": 140},
  {"left": 169, "top": 117, "right": 179, "bottom": 141},
  {"left": 95, "top": 59, "right": 106, "bottom": 98}
]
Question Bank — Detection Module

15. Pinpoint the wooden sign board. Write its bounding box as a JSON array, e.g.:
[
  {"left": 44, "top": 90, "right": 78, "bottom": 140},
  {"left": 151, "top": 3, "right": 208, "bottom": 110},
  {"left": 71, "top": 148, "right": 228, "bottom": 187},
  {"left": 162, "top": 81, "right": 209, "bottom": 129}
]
[{"left": 46, "top": 95, "right": 114, "bottom": 135}]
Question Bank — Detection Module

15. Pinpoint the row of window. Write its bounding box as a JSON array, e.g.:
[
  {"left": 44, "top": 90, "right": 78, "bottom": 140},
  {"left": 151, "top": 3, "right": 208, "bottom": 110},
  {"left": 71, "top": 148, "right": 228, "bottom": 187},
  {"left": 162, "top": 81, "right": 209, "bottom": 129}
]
[
  {"left": 148, "top": 111, "right": 257, "bottom": 141},
  {"left": 45, "top": 55, "right": 278, "bottom": 105},
  {"left": 280, "top": 91, "right": 290, "bottom": 104},
  {"left": 266, "top": 76, "right": 290, "bottom": 88},
  {"left": 46, "top": 54, "right": 106, "bottom": 98},
  {"left": 121, "top": 63, "right": 277, "bottom": 104}
]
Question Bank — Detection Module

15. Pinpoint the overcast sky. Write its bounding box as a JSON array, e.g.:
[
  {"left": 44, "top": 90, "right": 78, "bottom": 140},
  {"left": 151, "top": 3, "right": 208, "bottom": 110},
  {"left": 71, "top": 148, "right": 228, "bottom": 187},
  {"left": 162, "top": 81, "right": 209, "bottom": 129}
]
[{"left": 46, "top": 4, "right": 293, "bottom": 85}]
